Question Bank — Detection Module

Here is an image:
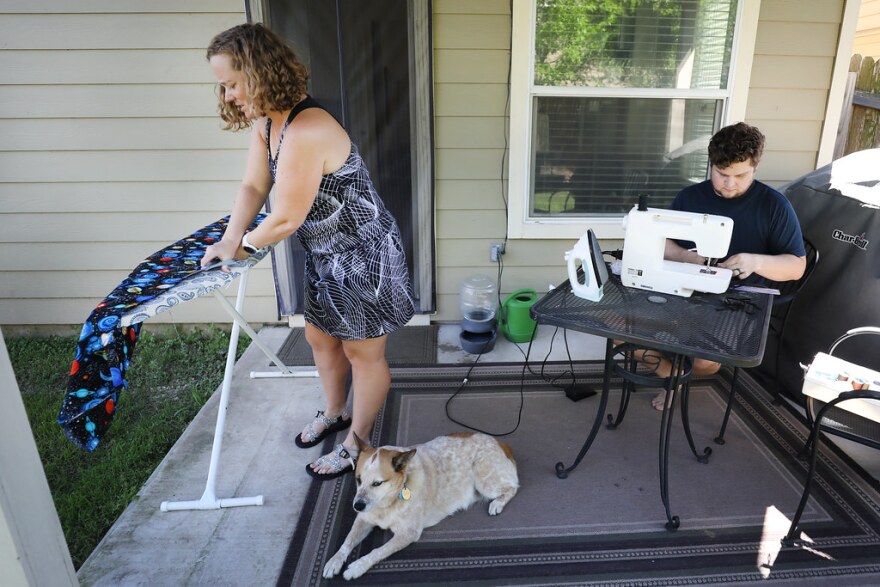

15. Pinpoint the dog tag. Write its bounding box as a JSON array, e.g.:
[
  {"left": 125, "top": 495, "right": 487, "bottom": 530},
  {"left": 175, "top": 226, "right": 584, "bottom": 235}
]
[{"left": 399, "top": 487, "right": 411, "bottom": 501}]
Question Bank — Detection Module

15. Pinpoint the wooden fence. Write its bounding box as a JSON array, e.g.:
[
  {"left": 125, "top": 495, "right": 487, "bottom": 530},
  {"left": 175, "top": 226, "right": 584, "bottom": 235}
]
[{"left": 835, "top": 54, "right": 880, "bottom": 158}]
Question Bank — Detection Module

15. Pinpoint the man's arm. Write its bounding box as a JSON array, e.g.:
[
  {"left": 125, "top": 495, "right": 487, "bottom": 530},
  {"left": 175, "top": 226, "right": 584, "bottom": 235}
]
[
  {"left": 664, "top": 239, "right": 710, "bottom": 265},
  {"left": 718, "top": 252, "right": 806, "bottom": 282}
]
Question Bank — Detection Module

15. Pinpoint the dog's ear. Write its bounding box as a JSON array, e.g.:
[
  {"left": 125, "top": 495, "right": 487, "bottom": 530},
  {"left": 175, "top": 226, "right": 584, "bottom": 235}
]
[
  {"left": 391, "top": 449, "right": 416, "bottom": 472},
  {"left": 352, "top": 432, "right": 369, "bottom": 453}
]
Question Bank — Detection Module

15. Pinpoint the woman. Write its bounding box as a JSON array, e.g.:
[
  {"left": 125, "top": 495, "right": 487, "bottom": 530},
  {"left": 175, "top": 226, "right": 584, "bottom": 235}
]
[{"left": 201, "top": 23, "right": 415, "bottom": 480}]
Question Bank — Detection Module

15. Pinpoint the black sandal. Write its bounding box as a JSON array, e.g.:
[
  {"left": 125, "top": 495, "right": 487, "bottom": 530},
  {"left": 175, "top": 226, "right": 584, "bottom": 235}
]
[
  {"left": 305, "top": 443, "right": 358, "bottom": 481},
  {"left": 295, "top": 409, "right": 352, "bottom": 449}
]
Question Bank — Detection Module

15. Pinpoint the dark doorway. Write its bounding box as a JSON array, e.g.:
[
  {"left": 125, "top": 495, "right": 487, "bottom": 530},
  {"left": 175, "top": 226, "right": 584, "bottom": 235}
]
[{"left": 265, "top": 0, "right": 434, "bottom": 315}]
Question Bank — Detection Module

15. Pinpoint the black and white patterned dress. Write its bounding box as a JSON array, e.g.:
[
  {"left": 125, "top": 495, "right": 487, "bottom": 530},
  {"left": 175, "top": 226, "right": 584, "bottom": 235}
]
[{"left": 267, "top": 97, "right": 415, "bottom": 340}]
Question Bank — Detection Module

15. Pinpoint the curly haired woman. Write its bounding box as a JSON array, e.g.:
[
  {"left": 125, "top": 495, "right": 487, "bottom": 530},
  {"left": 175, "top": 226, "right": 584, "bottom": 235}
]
[{"left": 201, "top": 23, "right": 415, "bottom": 480}]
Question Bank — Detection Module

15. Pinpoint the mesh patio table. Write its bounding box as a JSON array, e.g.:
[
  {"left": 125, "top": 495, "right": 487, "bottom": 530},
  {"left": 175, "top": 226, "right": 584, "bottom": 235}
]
[{"left": 530, "top": 272, "right": 773, "bottom": 530}]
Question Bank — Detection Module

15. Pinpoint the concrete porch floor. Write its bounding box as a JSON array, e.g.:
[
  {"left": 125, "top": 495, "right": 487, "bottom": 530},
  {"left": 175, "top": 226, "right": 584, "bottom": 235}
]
[{"left": 76, "top": 324, "right": 880, "bottom": 586}]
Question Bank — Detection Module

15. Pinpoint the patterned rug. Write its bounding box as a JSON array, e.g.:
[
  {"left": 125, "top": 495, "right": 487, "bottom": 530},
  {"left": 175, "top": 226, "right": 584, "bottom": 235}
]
[{"left": 277, "top": 363, "right": 880, "bottom": 586}]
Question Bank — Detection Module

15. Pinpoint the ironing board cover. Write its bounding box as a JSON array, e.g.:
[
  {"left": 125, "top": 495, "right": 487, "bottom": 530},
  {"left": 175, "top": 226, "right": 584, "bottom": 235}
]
[{"left": 57, "top": 214, "right": 269, "bottom": 451}]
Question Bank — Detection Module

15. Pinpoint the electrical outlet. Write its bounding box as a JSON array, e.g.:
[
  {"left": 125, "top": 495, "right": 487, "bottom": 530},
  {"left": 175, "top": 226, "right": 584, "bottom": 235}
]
[{"left": 489, "top": 243, "right": 505, "bottom": 262}]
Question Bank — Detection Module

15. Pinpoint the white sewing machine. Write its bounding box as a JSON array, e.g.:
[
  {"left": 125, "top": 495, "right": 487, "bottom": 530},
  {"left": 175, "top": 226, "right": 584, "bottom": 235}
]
[{"left": 621, "top": 196, "right": 734, "bottom": 297}]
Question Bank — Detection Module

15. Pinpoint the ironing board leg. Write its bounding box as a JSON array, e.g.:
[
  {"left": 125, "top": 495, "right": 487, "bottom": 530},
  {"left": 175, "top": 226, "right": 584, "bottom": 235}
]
[
  {"left": 161, "top": 269, "right": 264, "bottom": 511},
  {"left": 207, "top": 277, "right": 318, "bottom": 378}
]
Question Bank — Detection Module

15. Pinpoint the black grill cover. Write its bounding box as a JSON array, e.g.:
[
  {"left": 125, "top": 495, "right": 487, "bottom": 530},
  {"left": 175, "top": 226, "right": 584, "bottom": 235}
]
[{"left": 754, "top": 149, "right": 880, "bottom": 403}]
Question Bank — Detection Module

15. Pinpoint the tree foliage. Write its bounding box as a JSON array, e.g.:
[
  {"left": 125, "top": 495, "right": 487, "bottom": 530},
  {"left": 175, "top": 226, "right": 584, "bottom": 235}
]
[{"left": 534, "top": 0, "right": 685, "bottom": 87}]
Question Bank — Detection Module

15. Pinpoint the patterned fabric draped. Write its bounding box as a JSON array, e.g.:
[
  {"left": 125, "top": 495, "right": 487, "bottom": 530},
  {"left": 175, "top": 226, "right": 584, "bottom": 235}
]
[{"left": 58, "top": 214, "right": 267, "bottom": 451}]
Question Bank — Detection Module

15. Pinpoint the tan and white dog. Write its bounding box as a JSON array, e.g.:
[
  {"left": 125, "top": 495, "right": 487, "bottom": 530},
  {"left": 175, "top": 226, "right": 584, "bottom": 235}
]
[{"left": 322, "top": 431, "right": 519, "bottom": 581}]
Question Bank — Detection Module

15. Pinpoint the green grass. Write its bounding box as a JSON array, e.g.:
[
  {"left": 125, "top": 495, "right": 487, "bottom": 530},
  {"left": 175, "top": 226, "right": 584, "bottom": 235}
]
[
  {"left": 533, "top": 190, "right": 576, "bottom": 214},
  {"left": 7, "top": 326, "right": 250, "bottom": 569}
]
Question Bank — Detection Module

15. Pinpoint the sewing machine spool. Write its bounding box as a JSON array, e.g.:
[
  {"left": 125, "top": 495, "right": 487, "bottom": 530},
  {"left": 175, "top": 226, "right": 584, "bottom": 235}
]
[{"left": 565, "top": 228, "right": 609, "bottom": 302}]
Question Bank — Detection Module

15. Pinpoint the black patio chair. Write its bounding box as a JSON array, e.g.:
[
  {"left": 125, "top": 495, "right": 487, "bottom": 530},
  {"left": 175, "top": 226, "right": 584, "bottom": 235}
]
[
  {"left": 782, "top": 326, "right": 880, "bottom": 545},
  {"left": 714, "top": 236, "right": 819, "bottom": 444}
]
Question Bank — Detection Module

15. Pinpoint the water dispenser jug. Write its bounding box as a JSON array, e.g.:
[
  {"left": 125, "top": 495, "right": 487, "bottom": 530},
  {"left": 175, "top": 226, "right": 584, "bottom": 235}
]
[{"left": 459, "top": 274, "right": 497, "bottom": 334}]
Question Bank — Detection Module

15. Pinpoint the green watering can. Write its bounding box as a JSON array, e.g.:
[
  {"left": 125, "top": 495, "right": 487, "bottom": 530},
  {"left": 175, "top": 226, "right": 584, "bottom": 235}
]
[{"left": 500, "top": 289, "right": 538, "bottom": 343}]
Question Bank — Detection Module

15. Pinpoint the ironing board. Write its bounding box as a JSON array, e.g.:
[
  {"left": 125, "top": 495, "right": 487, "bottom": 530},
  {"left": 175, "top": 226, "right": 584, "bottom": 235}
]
[{"left": 58, "top": 215, "right": 310, "bottom": 512}]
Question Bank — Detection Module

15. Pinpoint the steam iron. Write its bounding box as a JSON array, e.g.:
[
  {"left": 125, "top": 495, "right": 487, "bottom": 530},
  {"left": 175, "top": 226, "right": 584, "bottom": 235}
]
[{"left": 565, "top": 228, "right": 609, "bottom": 302}]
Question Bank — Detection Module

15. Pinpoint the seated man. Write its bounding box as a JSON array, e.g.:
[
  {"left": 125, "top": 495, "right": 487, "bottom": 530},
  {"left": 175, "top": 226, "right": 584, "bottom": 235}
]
[{"left": 634, "top": 122, "right": 807, "bottom": 409}]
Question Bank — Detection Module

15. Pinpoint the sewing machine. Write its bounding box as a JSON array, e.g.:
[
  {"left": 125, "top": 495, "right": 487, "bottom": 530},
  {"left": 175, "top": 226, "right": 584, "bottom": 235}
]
[{"left": 621, "top": 195, "right": 734, "bottom": 297}]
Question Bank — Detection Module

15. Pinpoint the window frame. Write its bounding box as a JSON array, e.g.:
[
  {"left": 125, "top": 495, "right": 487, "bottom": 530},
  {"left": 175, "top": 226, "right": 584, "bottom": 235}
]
[{"left": 507, "top": 0, "right": 761, "bottom": 240}]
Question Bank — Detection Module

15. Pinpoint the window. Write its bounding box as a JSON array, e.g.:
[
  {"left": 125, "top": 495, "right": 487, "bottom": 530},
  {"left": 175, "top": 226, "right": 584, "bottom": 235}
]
[{"left": 509, "top": 0, "right": 752, "bottom": 239}]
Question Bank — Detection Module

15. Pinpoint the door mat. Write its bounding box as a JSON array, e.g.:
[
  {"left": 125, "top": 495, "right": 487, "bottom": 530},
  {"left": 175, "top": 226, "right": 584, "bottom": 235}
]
[{"left": 275, "top": 325, "right": 438, "bottom": 366}]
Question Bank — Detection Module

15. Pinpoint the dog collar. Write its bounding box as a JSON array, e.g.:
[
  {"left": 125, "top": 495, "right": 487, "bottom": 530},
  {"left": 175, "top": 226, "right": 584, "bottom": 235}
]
[{"left": 398, "top": 482, "right": 411, "bottom": 501}]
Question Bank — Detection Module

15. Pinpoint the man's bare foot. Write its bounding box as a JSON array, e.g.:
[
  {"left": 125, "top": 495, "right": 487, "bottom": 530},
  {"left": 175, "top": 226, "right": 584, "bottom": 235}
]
[{"left": 651, "top": 391, "right": 667, "bottom": 411}]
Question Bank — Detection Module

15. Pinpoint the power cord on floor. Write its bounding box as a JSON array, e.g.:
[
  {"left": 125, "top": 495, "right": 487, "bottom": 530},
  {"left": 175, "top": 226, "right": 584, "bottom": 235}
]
[
  {"left": 495, "top": 319, "right": 596, "bottom": 400},
  {"left": 536, "top": 326, "right": 599, "bottom": 402},
  {"left": 444, "top": 335, "right": 526, "bottom": 437},
  {"left": 444, "top": 321, "right": 597, "bottom": 437}
]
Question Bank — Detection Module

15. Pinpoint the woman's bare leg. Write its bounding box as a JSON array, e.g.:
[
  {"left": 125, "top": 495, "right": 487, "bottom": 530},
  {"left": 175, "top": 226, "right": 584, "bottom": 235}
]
[
  {"left": 341, "top": 335, "right": 390, "bottom": 443},
  {"left": 302, "top": 324, "right": 351, "bottom": 438},
  {"left": 309, "top": 333, "right": 389, "bottom": 475}
]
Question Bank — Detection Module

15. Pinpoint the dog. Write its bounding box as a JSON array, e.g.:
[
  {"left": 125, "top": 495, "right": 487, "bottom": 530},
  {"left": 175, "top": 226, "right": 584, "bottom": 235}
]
[{"left": 322, "top": 431, "right": 519, "bottom": 580}]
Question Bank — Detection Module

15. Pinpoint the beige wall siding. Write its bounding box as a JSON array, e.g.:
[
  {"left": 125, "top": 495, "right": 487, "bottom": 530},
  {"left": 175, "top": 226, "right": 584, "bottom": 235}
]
[
  {"left": 0, "top": 1, "right": 281, "bottom": 326},
  {"left": 854, "top": 0, "right": 880, "bottom": 58},
  {"left": 433, "top": 0, "right": 571, "bottom": 321},
  {"left": 747, "top": 0, "right": 846, "bottom": 185}
]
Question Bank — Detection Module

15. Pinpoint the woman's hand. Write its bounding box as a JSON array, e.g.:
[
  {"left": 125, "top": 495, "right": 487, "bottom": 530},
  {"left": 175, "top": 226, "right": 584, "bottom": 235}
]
[{"left": 200, "top": 238, "right": 247, "bottom": 272}]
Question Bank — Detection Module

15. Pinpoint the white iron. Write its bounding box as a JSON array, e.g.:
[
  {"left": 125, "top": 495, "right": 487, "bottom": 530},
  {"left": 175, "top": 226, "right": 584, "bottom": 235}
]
[{"left": 565, "top": 228, "right": 609, "bottom": 302}]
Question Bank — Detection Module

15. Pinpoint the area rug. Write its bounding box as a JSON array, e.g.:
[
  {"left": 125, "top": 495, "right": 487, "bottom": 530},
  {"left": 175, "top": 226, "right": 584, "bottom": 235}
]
[
  {"left": 277, "top": 363, "right": 880, "bottom": 586},
  {"left": 275, "top": 325, "right": 438, "bottom": 366}
]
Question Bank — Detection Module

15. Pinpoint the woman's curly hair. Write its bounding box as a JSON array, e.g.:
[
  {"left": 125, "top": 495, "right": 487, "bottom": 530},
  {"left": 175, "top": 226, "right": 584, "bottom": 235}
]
[
  {"left": 708, "top": 122, "right": 765, "bottom": 169},
  {"left": 207, "top": 23, "right": 309, "bottom": 131}
]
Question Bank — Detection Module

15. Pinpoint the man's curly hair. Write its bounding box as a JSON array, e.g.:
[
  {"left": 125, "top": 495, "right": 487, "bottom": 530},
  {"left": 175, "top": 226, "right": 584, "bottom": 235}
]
[
  {"left": 207, "top": 23, "right": 309, "bottom": 131},
  {"left": 708, "top": 122, "right": 765, "bottom": 169}
]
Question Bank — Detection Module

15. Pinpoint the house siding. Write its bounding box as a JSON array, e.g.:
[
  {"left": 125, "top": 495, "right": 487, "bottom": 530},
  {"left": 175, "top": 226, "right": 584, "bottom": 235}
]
[
  {"left": 0, "top": 1, "right": 279, "bottom": 326},
  {"left": 854, "top": 0, "right": 880, "bottom": 58},
  {"left": 433, "top": 0, "right": 521, "bottom": 321},
  {"left": 748, "top": 0, "right": 847, "bottom": 184}
]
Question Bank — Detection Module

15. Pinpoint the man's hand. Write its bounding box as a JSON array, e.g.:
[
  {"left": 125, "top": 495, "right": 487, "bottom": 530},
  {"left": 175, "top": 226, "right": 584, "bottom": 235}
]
[
  {"left": 719, "top": 253, "right": 759, "bottom": 280},
  {"left": 719, "top": 252, "right": 805, "bottom": 282}
]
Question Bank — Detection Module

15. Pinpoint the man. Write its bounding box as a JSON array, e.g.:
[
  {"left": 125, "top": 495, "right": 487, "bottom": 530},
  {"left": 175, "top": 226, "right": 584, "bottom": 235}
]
[{"left": 640, "top": 122, "right": 806, "bottom": 409}]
